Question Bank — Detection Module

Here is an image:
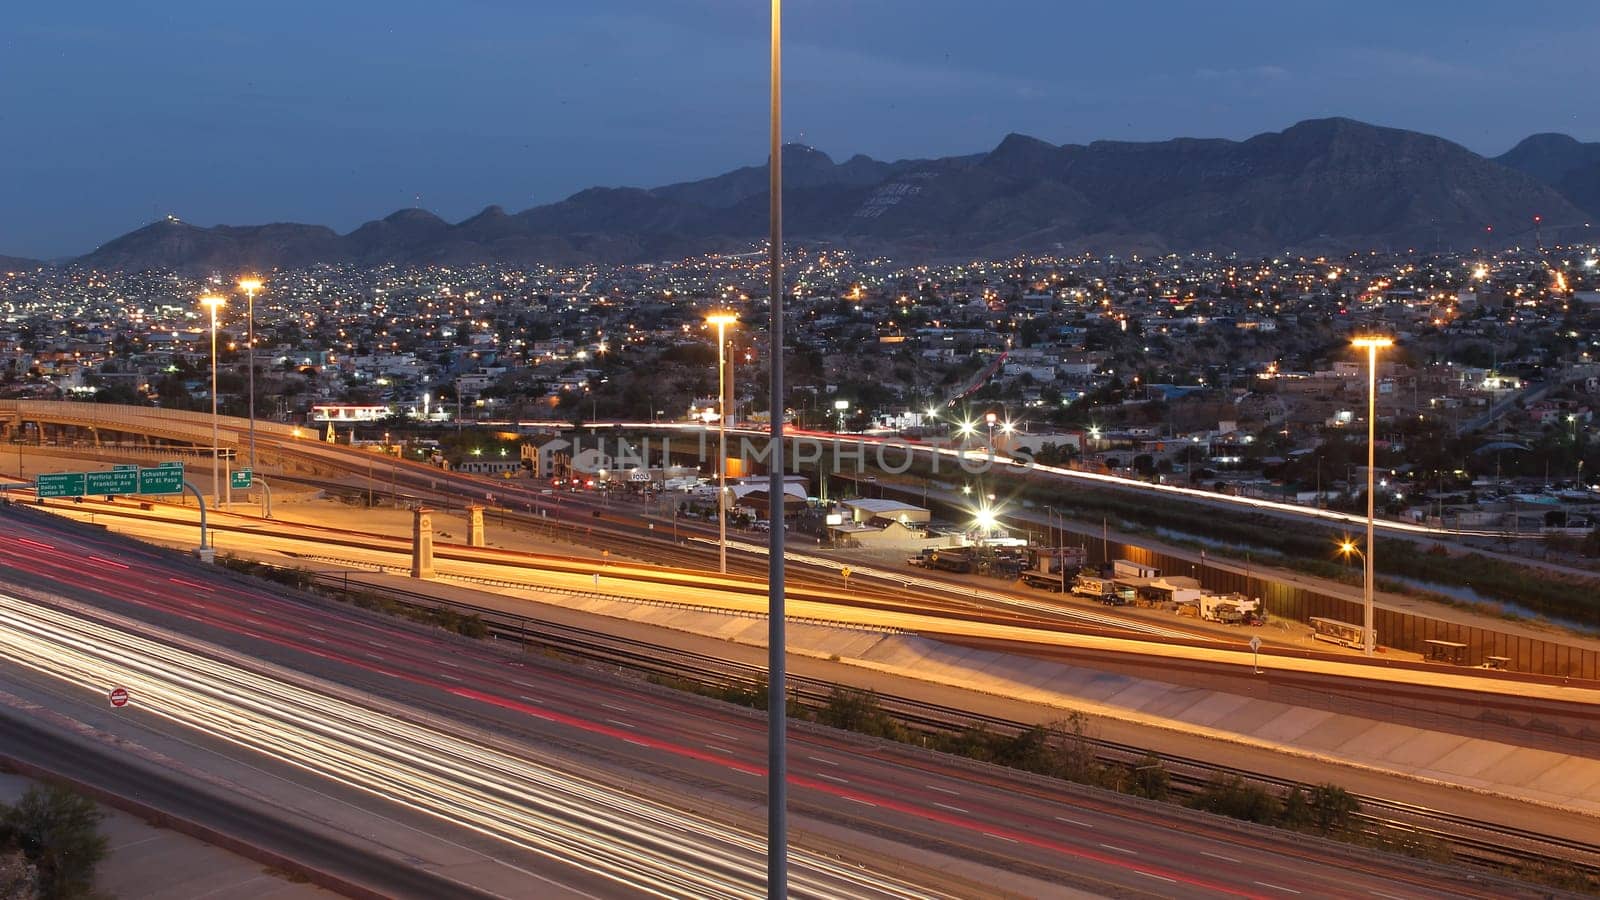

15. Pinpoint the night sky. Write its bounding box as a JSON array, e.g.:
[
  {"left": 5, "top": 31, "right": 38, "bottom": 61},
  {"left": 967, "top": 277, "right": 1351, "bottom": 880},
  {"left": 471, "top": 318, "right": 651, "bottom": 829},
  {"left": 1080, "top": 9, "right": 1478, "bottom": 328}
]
[{"left": 4, "top": 0, "right": 1594, "bottom": 259}]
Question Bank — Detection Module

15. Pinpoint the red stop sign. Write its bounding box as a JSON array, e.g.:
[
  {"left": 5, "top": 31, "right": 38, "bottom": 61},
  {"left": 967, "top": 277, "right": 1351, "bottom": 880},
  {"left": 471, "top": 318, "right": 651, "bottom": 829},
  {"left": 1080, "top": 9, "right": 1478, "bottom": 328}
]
[{"left": 108, "top": 687, "right": 129, "bottom": 708}]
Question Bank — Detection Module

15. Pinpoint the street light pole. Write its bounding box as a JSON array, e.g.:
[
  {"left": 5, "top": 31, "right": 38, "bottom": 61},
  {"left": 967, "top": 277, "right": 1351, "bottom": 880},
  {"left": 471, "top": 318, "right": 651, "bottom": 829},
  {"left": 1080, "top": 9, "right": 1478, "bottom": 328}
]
[
  {"left": 200, "top": 295, "right": 226, "bottom": 509},
  {"left": 708, "top": 313, "right": 738, "bottom": 575},
  {"left": 765, "top": 0, "right": 787, "bottom": 893},
  {"left": 1352, "top": 336, "right": 1392, "bottom": 656},
  {"left": 239, "top": 278, "right": 262, "bottom": 473}
]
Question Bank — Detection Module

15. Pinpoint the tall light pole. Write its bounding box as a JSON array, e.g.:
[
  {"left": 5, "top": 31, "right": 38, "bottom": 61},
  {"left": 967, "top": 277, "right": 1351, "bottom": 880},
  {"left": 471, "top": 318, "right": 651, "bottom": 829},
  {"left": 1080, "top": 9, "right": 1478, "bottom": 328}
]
[
  {"left": 239, "top": 278, "right": 263, "bottom": 472},
  {"left": 707, "top": 312, "right": 738, "bottom": 575},
  {"left": 765, "top": 0, "right": 787, "bottom": 894},
  {"left": 200, "top": 294, "right": 227, "bottom": 508},
  {"left": 1352, "top": 336, "right": 1392, "bottom": 656}
]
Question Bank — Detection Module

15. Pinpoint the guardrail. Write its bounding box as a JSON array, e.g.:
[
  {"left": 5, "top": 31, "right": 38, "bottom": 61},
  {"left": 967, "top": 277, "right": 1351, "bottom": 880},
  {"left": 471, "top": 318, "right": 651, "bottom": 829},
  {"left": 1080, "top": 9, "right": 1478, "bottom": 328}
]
[{"left": 287, "top": 551, "right": 908, "bottom": 636}]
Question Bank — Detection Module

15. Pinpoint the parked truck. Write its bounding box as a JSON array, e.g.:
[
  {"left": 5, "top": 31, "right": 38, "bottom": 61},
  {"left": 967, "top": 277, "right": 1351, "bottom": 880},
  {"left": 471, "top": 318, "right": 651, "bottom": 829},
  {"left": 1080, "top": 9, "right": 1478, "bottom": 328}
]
[
  {"left": 1112, "top": 559, "right": 1161, "bottom": 580},
  {"left": 1195, "top": 592, "right": 1261, "bottom": 625},
  {"left": 1019, "top": 546, "right": 1087, "bottom": 591},
  {"left": 923, "top": 548, "right": 976, "bottom": 574},
  {"left": 1071, "top": 574, "right": 1135, "bottom": 605}
]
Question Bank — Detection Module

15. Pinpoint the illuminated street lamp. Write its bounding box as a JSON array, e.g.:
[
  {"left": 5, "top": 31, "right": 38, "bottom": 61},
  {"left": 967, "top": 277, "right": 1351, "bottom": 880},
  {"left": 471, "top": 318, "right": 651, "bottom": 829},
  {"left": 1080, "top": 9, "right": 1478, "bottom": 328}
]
[
  {"left": 707, "top": 312, "right": 738, "bottom": 575},
  {"left": 200, "top": 294, "right": 227, "bottom": 510},
  {"left": 973, "top": 503, "right": 997, "bottom": 531},
  {"left": 833, "top": 398, "right": 850, "bottom": 432},
  {"left": 1351, "top": 336, "right": 1393, "bottom": 656},
  {"left": 238, "top": 277, "right": 263, "bottom": 472}
]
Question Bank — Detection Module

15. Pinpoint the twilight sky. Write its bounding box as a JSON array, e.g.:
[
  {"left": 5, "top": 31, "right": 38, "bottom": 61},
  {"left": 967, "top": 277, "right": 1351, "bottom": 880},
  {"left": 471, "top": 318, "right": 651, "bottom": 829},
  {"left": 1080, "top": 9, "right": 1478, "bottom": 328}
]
[{"left": 4, "top": 0, "right": 1595, "bottom": 259}]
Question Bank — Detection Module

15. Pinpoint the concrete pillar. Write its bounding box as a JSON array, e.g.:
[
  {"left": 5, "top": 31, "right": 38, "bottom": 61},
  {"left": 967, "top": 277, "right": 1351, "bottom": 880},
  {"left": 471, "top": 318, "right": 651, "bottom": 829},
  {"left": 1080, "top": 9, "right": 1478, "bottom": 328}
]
[
  {"left": 411, "top": 507, "right": 435, "bottom": 579},
  {"left": 466, "top": 505, "right": 486, "bottom": 547}
]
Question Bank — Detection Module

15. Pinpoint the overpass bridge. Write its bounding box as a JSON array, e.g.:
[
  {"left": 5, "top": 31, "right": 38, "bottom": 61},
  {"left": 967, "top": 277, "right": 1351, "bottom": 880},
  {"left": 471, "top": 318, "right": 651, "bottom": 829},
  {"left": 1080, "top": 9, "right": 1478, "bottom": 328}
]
[{"left": 0, "top": 399, "right": 300, "bottom": 452}]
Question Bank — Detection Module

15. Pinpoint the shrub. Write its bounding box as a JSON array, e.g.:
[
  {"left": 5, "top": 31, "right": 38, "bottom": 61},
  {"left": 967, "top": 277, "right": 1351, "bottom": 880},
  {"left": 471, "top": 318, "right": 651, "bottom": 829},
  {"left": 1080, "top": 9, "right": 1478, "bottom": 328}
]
[
  {"left": 1308, "top": 784, "right": 1361, "bottom": 834},
  {"left": 1126, "top": 754, "right": 1171, "bottom": 802},
  {"left": 816, "top": 688, "right": 907, "bottom": 741},
  {"left": 0, "top": 785, "right": 109, "bottom": 899},
  {"left": 1186, "top": 774, "right": 1281, "bottom": 825}
]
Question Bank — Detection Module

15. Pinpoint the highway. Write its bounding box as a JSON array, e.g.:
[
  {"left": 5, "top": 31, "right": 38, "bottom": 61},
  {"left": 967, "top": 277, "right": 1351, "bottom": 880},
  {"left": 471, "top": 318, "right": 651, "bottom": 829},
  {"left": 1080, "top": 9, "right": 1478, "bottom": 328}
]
[
  {"left": 32, "top": 496, "right": 1600, "bottom": 712},
  {"left": 0, "top": 506, "right": 1557, "bottom": 898}
]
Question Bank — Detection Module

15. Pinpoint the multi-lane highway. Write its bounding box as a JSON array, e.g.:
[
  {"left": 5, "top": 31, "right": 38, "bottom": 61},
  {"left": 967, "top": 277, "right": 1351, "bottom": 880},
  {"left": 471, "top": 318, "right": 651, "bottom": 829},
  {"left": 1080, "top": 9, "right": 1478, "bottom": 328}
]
[{"left": 0, "top": 504, "right": 1558, "bottom": 898}]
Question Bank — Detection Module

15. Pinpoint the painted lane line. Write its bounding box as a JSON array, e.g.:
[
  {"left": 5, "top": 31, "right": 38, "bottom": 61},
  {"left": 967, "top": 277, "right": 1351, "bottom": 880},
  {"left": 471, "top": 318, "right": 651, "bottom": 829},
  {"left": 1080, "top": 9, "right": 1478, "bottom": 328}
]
[
  {"left": 815, "top": 773, "right": 849, "bottom": 784},
  {"left": 1138, "top": 872, "right": 1177, "bottom": 884},
  {"left": 1367, "top": 892, "right": 1407, "bottom": 900},
  {"left": 1054, "top": 816, "right": 1093, "bottom": 828},
  {"left": 1255, "top": 883, "right": 1300, "bottom": 895},
  {"left": 601, "top": 703, "right": 628, "bottom": 712},
  {"left": 706, "top": 746, "right": 735, "bottom": 754},
  {"left": 926, "top": 784, "right": 961, "bottom": 796},
  {"left": 984, "top": 833, "right": 1018, "bottom": 844},
  {"left": 843, "top": 796, "right": 876, "bottom": 807},
  {"left": 1099, "top": 843, "right": 1137, "bottom": 855},
  {"left": 807, "top": 755, "right": 838, "bottom": 766},
  {"left": 516, "top": 695, "right": 543, "bottom": 704},
  {"left": 933, "top": 802, "right": 967, "bottom": 814},
  {"left": 1202, "top": 851, "right": 1241, "bottom": 863},
  {"left": 605, "top": 719, "right": 636, "bottom": 729}
]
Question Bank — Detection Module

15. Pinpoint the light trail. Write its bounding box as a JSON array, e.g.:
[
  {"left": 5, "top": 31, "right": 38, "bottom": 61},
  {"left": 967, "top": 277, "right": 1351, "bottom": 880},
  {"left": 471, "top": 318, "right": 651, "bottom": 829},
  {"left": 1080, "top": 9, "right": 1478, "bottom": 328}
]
[
  {"left": 736, "top": 427, "right": 1513, "bottom": 540},
  {"left": 0, "top": 591, "right": 944, "bottom": 900}
]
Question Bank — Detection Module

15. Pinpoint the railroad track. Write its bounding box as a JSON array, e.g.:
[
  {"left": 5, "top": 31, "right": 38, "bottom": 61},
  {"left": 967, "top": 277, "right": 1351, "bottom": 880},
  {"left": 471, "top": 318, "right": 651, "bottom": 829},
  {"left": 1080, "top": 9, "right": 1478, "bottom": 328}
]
[{"left": 296, "top": 569, "right": 1600, "bottom": 882}]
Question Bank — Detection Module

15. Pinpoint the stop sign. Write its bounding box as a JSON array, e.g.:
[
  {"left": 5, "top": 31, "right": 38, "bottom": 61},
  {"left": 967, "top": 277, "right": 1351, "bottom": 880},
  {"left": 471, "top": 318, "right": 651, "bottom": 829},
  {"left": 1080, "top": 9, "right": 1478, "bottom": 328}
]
[{"left": 108, "top": 687, "right": 129, "bottom": 708}]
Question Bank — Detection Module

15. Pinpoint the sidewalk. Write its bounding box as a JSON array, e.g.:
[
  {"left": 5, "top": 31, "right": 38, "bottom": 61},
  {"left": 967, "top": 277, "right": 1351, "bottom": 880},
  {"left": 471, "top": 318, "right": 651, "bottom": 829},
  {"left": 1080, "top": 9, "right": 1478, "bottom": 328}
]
[{"left": 0, "top": 773, "right": 330, "bottom": 899}]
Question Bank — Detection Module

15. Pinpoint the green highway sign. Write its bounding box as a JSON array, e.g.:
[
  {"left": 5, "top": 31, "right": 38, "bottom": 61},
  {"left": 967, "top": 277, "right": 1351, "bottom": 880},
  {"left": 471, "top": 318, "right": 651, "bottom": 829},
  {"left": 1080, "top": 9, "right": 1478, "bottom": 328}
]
[
  {"left": 35, "top": 472, "right": 85, "bottom": 499},
  {"left": 85, "top": 469, "right": 139, "bottom": 495},
  {"left": 230, "top": 468, "right": 253, "bottom": 490},
  {"left": 138, "top": 465, "right": 185, "bottom": 496}
]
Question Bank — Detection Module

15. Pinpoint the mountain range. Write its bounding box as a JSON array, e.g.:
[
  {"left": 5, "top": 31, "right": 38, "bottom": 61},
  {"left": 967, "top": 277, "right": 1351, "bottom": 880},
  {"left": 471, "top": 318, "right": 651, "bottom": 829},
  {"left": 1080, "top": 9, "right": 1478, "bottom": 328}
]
[{"left": 21, "top": 118, "right": 1600, "bottom": 272}]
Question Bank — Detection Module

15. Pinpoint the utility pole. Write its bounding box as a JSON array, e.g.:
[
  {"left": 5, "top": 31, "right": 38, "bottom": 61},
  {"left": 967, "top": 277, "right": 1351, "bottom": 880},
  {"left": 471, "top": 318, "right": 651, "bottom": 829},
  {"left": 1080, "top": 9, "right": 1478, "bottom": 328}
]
[{"left": 765, "top": 2, "right": 788, "bottom": 894}]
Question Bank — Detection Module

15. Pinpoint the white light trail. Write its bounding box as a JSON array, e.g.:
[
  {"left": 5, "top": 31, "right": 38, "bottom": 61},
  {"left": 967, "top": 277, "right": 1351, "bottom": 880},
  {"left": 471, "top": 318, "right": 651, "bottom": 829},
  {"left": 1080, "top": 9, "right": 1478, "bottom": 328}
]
[{"left": 0, "top": 592, "right": 943, "bottom": 900}]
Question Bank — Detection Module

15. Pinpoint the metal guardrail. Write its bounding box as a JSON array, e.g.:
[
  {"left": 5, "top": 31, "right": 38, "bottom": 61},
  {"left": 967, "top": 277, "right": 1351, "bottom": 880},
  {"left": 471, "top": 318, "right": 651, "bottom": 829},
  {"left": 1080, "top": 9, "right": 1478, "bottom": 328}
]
[{"left": 285, "top": 552, "right": 909, "bottom": 636}]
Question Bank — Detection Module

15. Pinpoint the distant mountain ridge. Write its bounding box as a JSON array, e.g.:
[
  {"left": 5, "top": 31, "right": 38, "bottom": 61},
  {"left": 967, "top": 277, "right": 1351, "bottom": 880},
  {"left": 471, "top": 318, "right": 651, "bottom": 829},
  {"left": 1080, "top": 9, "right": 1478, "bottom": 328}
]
[
  {"left": 0, "top": 255, "right": 46, "bottom": 271},
  {"left": 1495, "top": 133, "right": 1600, "bottom": 221},
  {"left": 42, "top": 118, "right": 1600, "bottom": 272}
]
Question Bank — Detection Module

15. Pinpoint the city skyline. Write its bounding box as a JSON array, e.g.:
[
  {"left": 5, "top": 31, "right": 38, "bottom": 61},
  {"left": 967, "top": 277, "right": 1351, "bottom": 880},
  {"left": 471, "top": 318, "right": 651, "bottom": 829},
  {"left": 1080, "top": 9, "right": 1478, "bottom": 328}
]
[{"left": 5, "top": 0, "right": 1597, "bottom": 258}]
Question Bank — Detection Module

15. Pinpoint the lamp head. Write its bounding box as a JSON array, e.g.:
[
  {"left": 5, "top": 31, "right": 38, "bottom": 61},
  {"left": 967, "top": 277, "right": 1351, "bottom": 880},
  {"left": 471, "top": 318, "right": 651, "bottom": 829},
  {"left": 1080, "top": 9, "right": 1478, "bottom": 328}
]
[
  {"left": 706, "top": 312, "right": 738, "bottom": 327},
  {"left": 238, "top": 278, "right": 263, "bottom": 292},
  {"left": 1351, "top": 336, "right": 1393, "bottom": 350},
  {"left": 199, "top": 294, "right": 226, "bottom": 310}
]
